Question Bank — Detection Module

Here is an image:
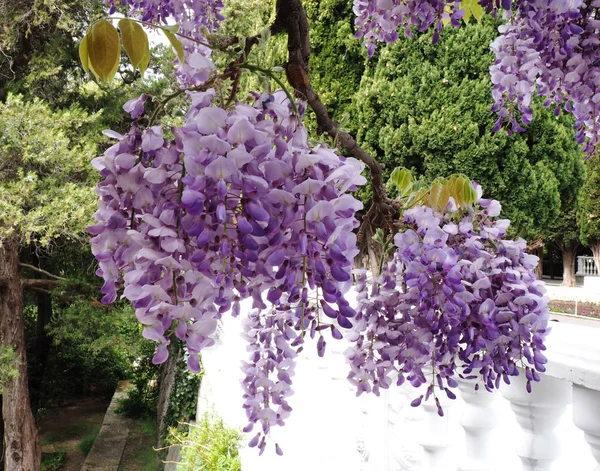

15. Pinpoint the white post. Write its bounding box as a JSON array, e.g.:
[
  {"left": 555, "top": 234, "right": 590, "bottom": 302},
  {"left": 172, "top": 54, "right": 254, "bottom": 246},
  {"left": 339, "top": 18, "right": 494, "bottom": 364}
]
[
  {"left": 417, "top": 392, "right": 455, "bottom": 471},
  {"left": 501, "top": 374, "right": 571, "bottom": 471},
  {"left": 573, "top": 384, "right": 600, "bottom": 471},
  {"left": 457, "top": 379, "right": 499, "bottom": 471}
]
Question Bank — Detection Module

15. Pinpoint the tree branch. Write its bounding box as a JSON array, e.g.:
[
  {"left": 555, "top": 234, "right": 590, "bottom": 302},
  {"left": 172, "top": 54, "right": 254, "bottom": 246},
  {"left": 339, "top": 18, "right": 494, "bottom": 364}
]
[
  {"left": 21, "top": 279, "right": 60, "bottom": 290},
  {"left": 275, "top": 0, "right": 391, "bottom": 208},
  {"left": 18, "top": 263, "right": 66, "bottom": 281},
  {"left": 274, "top": 0, "right": 397, "bottom": 268}
]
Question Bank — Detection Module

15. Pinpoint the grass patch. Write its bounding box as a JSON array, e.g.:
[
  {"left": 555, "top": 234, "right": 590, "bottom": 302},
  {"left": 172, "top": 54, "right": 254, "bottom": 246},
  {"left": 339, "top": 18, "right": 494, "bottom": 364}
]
[
  {"left": 139, "top": 417, "right": 156, "bottom": 436},
  {"left": 118, "top": 417, "right": 159, "bottom": 471},
  {"left": 78, "top": 424, "right": 102, "bottom": 456},
  {"left": 169, "top": 412, "right": 242, "bottom": 471},
  {"left": 41, "top": 449, "right": 66, "bottom": 471}
]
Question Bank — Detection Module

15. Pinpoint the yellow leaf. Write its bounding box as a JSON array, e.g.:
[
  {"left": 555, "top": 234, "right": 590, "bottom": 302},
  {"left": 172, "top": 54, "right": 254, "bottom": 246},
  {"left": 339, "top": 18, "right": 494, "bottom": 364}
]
[
  {"left": 118, "top": 19, "right": 150, "bottom": 76},
  {"left": 88, "top": 20, "right": 121, "bottom": 83},
  {"left": 461, "top": 0, "right": 472, "bottom": 23},
  {"left": 164, "top": 29, "right": 185, "bottom": 62},
  {"left": 79, "top": 32, "right": 90, "bottom": 73},
  {"left": 428, "top": 182, "right": 444, "bottom": 210},
  {"left": 139, "top": 45, "right": 150, "bottom": 77},
  {"left": 471, "top": 0, "right": 484, "bottom": 21},
  {"left": 461, "top": 0, "right": 484, "bottom": 24}
]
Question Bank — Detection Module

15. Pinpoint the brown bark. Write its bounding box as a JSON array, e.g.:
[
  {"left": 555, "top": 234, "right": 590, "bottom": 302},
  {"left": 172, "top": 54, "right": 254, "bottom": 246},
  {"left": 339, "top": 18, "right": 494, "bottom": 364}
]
[
  {"left": 274, "top": 0, "right": 397, "bottom": 260},
  {"left": 0, "top": 238, "right": 40, "bottom": 471},
  {"left": 560, "top": 243, "right": 578, "bottom": 287}
]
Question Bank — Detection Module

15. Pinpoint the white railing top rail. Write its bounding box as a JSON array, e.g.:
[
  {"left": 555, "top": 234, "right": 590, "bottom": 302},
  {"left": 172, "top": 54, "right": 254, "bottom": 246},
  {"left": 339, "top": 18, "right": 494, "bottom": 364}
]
[{"left": 543, "top": 320, "right": 600, "bottom": 391}]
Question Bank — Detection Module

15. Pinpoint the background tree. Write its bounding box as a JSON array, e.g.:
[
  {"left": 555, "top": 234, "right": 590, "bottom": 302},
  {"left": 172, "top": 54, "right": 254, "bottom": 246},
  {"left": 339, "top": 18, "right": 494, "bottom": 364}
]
[
  {"left": 579, "top": 157, "right": 600, "bottom": 274},
  {"left": 0, "top": 94, "right": 100, "bottom": 470},
  {"left": 0, "top": 5, "right": 172, "bottom": 463}
]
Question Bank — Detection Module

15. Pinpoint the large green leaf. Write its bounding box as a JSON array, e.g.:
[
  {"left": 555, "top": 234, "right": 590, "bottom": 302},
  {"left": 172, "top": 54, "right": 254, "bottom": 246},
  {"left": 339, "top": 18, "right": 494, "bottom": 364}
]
[
  {"left": 79, "top": 32, "right": 90, "bottom": 73},
  {"left": 118, "top": 19, "right": 150, "bottom": 76},
  {"left": 163, "top": 29, "right": 185, "bottom": 62},
  {"left": 88, "top": 20, "right": 121, "bottom": 83}
]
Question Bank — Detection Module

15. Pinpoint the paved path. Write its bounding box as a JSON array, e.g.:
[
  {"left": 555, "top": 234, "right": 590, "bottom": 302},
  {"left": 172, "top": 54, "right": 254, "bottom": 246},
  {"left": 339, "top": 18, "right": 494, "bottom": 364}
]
[{"left": 81, "top": 381, "right": 130, "bottom": 471}]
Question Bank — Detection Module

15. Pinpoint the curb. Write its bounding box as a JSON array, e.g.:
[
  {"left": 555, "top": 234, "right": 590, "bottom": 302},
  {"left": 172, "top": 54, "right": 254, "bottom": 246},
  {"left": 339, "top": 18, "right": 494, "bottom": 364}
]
[{"left": 81, "top": 381, "right": 131, "bottom": 471}]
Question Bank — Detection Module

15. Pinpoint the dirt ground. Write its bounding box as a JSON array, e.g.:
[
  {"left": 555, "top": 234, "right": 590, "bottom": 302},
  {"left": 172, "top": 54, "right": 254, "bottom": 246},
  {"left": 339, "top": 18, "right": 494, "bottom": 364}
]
[{"left": 38, "top": 397, "right": 110, "bottom": 471}]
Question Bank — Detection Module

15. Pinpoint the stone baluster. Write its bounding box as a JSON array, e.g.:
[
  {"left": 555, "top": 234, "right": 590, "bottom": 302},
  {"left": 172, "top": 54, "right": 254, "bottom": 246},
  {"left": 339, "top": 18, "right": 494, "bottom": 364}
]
[
  {"left": 573, "top": 384, "right": 600, "bottom": 471},
  {"left": 457, "top": 379, "right": 499, "bottom": 471},
  {"left": 417, "top": 390, "right": 455, "bottom": 471},
  {"left": 501, "top": 374, "right": 571, "bottom": 471}
]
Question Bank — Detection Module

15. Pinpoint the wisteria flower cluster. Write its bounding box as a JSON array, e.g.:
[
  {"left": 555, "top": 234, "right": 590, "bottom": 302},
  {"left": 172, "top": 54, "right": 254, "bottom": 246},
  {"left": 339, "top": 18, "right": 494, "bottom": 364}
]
[
  {"left": 353, "top": 0, "right": 465, "bottom": 54},
  {"left": 90, "top": 89, "right": 365, "bottom": 453},
  {"left": 107, "top": 0, "right": 224, "bottom": 34},
  {"left": 489, "top": 0, "right": 600, "bottom": 156},
  {"left": 347, "top": 192, "right": 550, "bottom": 414}
]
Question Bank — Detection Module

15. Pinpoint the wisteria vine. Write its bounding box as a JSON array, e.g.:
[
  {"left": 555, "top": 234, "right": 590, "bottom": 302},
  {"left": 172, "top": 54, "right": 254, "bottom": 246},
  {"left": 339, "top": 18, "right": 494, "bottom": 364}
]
[
  {"left": 83, "top": 0, "right": 572, "bottom": 455},
  {"left": 91, "top": 89, "right": 365, "bottom": 453}
]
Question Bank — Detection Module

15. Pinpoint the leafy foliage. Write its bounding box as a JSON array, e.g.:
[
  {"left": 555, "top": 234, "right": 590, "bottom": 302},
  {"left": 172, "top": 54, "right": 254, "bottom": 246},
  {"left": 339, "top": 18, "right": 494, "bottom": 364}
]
[
  {"left": 77, "top": 424, "right": 101, "bottom": 456},
  {"left": 169, "top": 412, "right": 242, "bottom": 471},
  {"left": 0, "top": 346, "right": 19, "bottom": 394},
  {"left": 29, "top": 299, "right": 149, "bottom": 404},
  {"left": 40, "top": 448, "right": 66, "bottom": 471},
  {"left": 163, "top": 356, "right": 202, "bottom": 434},
  {"left": 305, "top": 0, "right": 367, "bottom": 123},
  {"left": 114, "top": 339, "right": 160, "bottom": 418},
  {"left": 0, "top": 94, "right": 99, "bottom": 246},
  {"left": 579, "top": 157, "right": 600, "bottom": 246}
]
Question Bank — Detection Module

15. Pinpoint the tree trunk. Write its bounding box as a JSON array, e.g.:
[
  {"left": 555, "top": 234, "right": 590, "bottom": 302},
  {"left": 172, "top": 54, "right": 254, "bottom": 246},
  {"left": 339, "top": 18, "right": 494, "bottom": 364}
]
[
  {"left": 561, "top": 243, "right": 578, "bottom": 287},
  {"left": 591, "top": 240, "right": 600, "bottom": 276},
  {"left": 532, "top": 246, "right": 543, "bottom": 280},
  {"left": 0, "top": 238, "right": 40, "bottom": 471}
]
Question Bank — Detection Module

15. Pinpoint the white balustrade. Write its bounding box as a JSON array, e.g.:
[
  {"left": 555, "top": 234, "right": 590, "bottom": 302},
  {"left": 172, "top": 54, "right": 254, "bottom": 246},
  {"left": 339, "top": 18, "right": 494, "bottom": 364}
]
[
  {"left": 457, "top": 379, "right": 499, "bottom": 471},
  {"left": 196, "top": 309, "right": 600, "bottom": 471},
  {"left": 502, "top": 374, "right": 571, "bottom": 471},
  {"left": 573, "top": 385, "right": 600, "bottom": 471},
  {"left": 577, "top": 256, "right": 599, "bottom": 276},
  {"left": 418, "top": 392, "right": 456, "bottom": 471}
]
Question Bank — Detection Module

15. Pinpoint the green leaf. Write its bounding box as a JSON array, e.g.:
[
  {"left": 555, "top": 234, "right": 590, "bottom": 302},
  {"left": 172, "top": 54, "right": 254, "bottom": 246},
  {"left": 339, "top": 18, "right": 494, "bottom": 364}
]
[
  {"left": 389, "top": 167, "right": 413, "bottom": 195},
  {"left": 88, "top": 20, "right": 121, "bottom": 83},
  {"left": 118, "top": 19, "right": 150, "bottom": 76},
  {"left": 163, "top": 30, "right": 185, "bottom": 63},
  {"left": 79, "top": 32, "right": 90, "bottom": 73},
  {"left": 461, "top": 0, "right": 484, "bottom": 23},
  {"left": 139, "top": 46, "right": 151, "bottom": 77},
  {"left": 161, "top": 24, "right": 180, "bottom": 34}
]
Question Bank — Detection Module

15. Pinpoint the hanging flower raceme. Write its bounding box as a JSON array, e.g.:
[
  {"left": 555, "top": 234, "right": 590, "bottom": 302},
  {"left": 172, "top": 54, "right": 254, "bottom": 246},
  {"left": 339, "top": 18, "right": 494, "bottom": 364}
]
[
  {"left": 348, "top": 190, "right": 550, "bottom": 414},
  {"left": 90, "top": 90, "right": 366, "bottom": 453}
]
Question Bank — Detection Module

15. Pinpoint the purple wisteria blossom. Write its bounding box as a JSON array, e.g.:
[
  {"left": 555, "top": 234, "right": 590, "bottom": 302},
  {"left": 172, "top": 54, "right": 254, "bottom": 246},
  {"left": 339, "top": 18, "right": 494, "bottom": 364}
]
[
  {"left": 90, "top": 89, "right": 365, "bottom": 453},
  {"left": 347, "top": 194, "right": 550, "bottom": 413}
]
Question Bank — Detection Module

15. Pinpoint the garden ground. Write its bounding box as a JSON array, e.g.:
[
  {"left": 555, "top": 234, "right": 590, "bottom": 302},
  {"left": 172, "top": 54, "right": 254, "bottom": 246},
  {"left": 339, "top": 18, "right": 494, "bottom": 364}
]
[{"left": 38, "top": 397, "right": 109, "bottom": 471}]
